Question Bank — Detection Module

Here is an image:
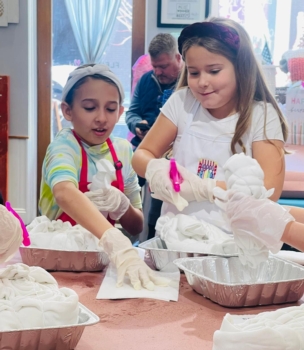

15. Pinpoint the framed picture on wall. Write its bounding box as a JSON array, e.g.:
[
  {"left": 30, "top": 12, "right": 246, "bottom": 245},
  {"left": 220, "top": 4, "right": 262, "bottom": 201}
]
[
  {"left": 157, "top": 0, "right": 210, "bottom": 28},
  {"left": 0, "top": 0, "right": 19, "bottom": 27}
]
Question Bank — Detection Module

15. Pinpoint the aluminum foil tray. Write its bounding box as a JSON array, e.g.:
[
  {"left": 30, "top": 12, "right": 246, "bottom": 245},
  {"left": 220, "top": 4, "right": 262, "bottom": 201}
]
[
  {"left": 174, "top": 256, "right": 304, "bottom": 307},
  {"left": 139, "top": 237, "right": 237, "bottom": 271},
  {"left": 19, "top": 246, "right": 110, "bottom": 272},
  {"left": 0, "top": 303, "right": 99, "bottom": 350}
]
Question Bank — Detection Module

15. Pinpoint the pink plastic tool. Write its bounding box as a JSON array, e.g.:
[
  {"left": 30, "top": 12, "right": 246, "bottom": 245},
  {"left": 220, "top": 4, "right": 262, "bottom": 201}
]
[
  {"left": 5, "top": 201, "right": 31, "bottom": 246},
  {"left": 169, "top": 158, "right": 182, "bottom": 192}
]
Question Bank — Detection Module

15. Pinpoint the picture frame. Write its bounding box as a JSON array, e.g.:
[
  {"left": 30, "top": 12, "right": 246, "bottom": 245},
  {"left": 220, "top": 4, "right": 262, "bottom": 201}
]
[
  {"left": 157, "top": 0, "right": 210, "bottom": 28},
  {"left": 0, "top": 0, "right": 19, "bottom": 27},
  {"left": 0, "top": 0, "right": 8, "bottom": 27}
]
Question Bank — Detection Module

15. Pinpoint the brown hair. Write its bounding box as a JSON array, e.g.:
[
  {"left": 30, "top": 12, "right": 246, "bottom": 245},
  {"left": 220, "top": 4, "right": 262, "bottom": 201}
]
[{"left": 177, "top": 17, "right": 288, "bottom": 154}]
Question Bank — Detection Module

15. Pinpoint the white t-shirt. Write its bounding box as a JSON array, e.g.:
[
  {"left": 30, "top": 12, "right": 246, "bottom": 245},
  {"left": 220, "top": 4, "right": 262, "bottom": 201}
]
[
  {"left": 161, "top": 87, "right": 284, "bottom": 157},
  {"left": 159, "top": 87, "right": 285, "bottom": 230}
]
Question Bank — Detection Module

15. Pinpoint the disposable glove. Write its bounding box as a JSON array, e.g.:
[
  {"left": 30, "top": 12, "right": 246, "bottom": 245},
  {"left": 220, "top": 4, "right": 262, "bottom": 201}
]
[
  {"left": 0, "top": 205, "right": 23, "bottom": 263},
  {"left": 145, "top": 159, "right": 216, "bottom": 211},
  {"left": 178, "top": 166, "right": 216, "bottom": 203},
  {"left": 145, "top": 158, "right": 188, "bottom": 210},
  {"left": 99, "top": 228, "right": 170, "bottom": 290},
  {"left": 85, "top": 186, "right": 130, "bottom": 220},
  {"left": 213, "top": 190, "right": 294, "bottom": 252}
]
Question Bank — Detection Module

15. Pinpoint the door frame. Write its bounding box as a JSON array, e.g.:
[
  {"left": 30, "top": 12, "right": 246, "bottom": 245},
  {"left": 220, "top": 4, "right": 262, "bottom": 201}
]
[{"left": 37, "top": 0, "right": 52, "bottom": 200}]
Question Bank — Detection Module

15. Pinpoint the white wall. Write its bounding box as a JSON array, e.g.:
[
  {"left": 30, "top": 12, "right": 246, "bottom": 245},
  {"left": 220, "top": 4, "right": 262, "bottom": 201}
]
[
  {"left": 145, "top": 0, "right": 219, "bottom": 52},
  {"left": 145, "top": 0, "right": 183, "bottom": 52},
  {"left": 0, "top": 0, "right": 37, "bottom": 223}
]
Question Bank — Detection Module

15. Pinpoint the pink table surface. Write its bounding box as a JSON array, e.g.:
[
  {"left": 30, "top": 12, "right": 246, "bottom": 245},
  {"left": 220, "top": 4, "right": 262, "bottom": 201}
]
[{"left": 2, "top": 251, "right": 304, "bottom": 350}]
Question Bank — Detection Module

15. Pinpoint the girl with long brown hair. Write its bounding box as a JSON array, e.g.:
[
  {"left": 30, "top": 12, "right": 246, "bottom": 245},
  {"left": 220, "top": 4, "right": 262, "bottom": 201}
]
[{"left": 132, "top": 17, "right": 287, "bottom": 230}]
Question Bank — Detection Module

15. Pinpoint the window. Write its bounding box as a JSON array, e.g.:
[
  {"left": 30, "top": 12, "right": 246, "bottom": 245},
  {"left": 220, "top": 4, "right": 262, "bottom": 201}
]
[
  {"left": 51, "top": 0, "right": 133, "bottom": 140},
  {"left": 219, "top": 0, "right": 304, "bottom": 88}
]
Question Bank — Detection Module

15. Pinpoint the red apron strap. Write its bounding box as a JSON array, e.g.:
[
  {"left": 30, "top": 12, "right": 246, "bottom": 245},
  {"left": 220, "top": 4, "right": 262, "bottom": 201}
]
[
  {"left": 106, "top": 138, "right": 124, "bottom": 192},
  {"left": 72, "top": 130, "right": 88, "bottom": 184},
  {"left": 58, "top": 130, "right": 89, "bottom": 226},
  {"left": 59, "top": 133, "right": 123, "bottom": 226}
]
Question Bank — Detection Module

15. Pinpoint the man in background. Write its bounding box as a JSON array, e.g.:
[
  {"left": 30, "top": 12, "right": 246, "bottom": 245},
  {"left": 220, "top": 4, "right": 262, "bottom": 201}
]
[{"left": 126, "top": 33, "right": 182, "bottom": 240}]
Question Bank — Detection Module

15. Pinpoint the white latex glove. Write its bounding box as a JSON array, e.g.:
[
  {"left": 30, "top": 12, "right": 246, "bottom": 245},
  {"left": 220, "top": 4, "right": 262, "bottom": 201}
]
[
  {"left": 145, "top": 159, "right": 216, "bottom": 211},
  {"left": 145, "top": 158, "right": 188, "bottom": 211},
  {"left": 85, "top": 186, "right": 130, "bottom": 220},
  {"left": 223, "top": 152, "right": 274, "bottom": 199},
  {"left": 0, "top": 205, "right": 23, "bottom": 263},
  {"left": 99, "top": 228, "right": 170, "bottom": 290},
  {"left": 213, "top": 190, "right": 295, "bottom": 252},
  {"left": 178, "top": 166, "right": 216, "bottom": 203}
]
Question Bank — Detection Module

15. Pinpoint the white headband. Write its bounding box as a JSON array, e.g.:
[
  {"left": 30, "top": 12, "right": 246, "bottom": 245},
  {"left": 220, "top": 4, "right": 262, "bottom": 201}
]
[{"left": 61, "top": 64, "right": 125, "bottom": 103}]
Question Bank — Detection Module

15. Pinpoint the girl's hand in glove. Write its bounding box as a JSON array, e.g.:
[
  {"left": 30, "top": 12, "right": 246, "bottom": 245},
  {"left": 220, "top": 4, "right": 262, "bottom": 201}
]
[
  {"left": 145, "top": 159, "right": 216, "bottom": 211},
  {"left": 85, "top": 186, "right": 130, "bottom": 220},
  {"left": 99, "top": 228, "right": 170, "bottom": 290},
  {"left": 213, "top": 189, "right": 295, "bottom": 252},
  {"left": 177, "top": 166, "right": 216, "bottom": 203},
  {"left": 145, "top": 158, "right": 188, "bottom": 211}
]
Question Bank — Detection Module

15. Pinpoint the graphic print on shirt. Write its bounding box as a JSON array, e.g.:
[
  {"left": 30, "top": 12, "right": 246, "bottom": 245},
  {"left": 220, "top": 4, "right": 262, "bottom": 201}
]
[{"left": 197, "top": 159, "right": 218, "bottom": 179}]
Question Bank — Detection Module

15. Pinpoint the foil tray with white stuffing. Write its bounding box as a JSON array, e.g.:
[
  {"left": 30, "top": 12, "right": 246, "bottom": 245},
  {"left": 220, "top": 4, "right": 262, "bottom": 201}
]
[
  {"left": 173, "top": 256, "right": 304, "bottom": 307},
  {"left": 19, "top": 246, "right": 110, "bottom": 272},
  {"left": 139, "top": 237, "right": 238, "bottom": 271},
  {"left": 0, "top": 303, "right": 99, "bottom": 350}
]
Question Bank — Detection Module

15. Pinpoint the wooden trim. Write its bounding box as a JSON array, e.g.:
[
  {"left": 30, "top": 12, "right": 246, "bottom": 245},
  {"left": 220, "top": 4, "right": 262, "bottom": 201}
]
[
  {"left": 37, "top": 0, "right": 52, "bottom": 201},
  {"left": 0, "top": 76, "right": 9, "bottom": 201},
  {"left": 9, "top": 136, "right": 29, "bottom": 139},
  {"left": 131, "top": 0, "right": 146, "bottom": 67},
  {"left": 8, "top": 135, "right": 29, "bottom": 140}
]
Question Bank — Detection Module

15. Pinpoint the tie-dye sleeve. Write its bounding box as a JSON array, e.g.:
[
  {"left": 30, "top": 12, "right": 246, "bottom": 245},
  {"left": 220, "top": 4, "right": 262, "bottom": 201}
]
[
  {"left": 44, "top": 137, "right": 81, "bottom": 190},
  {"left": 39, "top": 130, "right": 82, "bottom": 220}
]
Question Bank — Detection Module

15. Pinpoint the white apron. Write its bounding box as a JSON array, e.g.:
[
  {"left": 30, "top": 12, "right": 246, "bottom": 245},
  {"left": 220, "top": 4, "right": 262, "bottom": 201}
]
[{"left": 162, "top": 100, "right": 241, "bottom": 232}]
